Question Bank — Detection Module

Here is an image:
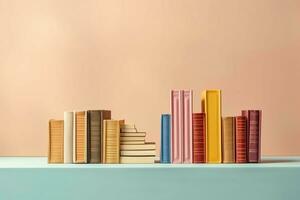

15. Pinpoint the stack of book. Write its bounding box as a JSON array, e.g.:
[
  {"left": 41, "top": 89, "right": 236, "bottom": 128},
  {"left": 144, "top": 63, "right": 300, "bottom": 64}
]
[
  {"left": 120, "top": 124, "right": 156, "bottom": 164},
  {"left": 161, "top": 89, "right": 262, "bottom": 164}
]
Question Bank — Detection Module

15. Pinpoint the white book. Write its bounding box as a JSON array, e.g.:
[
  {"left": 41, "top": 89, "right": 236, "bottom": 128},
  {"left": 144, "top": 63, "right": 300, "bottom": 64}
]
[{"left": 64, "top": 111, "right": 73, "bottom": 163}]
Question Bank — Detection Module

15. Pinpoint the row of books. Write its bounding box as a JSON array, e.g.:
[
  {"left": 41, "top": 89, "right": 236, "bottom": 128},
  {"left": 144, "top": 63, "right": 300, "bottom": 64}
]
[
  {"left": 48, "top": 110, "right": 156, "bottom": 164},
  {"left": 161, "top": 90, "right": 262, "bottom": 164}
]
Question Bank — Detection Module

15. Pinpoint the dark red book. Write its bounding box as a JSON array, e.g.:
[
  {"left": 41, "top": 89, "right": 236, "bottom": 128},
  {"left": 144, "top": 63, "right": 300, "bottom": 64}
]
[
  {"left": 235, "top": 116, "right": 247, "bottom": 163},
  {"left": 242, "top": 110, "right": 262, "bottom": 163},
  {"left": 192, "top": 113, "right": 206, "bottom": 163}
]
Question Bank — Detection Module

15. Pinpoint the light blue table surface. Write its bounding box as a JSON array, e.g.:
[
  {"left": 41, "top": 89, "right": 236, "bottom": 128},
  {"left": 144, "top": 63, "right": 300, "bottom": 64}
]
[{"left": 0, "top": 156, "right": 299, "bottom": 200}]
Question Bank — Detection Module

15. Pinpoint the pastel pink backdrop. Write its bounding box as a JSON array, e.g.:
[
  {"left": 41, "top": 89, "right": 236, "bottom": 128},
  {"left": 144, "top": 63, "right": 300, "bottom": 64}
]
[{"left": 0, "top": 0, "right": 299, "bottom": 156}]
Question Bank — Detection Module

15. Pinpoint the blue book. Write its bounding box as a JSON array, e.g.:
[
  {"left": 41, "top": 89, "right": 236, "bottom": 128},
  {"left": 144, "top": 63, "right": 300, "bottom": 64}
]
[{"left": 161, "top": 114, "right": 171, "bottom": 163}]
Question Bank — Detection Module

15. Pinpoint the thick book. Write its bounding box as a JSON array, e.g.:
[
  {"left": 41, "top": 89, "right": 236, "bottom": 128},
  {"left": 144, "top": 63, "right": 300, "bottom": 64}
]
[
  {"left": 235, "top": 116, "right": 247, "bottom": 163},
  {"left": 192, "top": 113, "right": 206, "bottom": 163},
  {"left": 120, "top": 156, "right": 155, "bottom": 164},
  {"left": 183, "top": 90, "right": 193, "bottom": 163},
  {"left": 48, "top": 120, "right": 64, "bottom": 163},
  {"left": 102, "top": 120, "right": 123, "bottom": 164},
  {"left": 242, "top": 110, "right": 262, "bottom": 163},
  {"left": 64, "top": 112, "right": 73, "bottom": 163},
  {"left": 161, "top": 114, "right": 171, "bottom": 163},
  {"left": 120, "top": 150, "right": 156, "bottom": 156},
  {"left": 171, "top": 90, "right": 184, "bottom": 163},
  {"left": 201, "top": 90, "right": 222, "bottom": 163},
  {"left": 87, "top": 110, "right": 111, "bottom": 163},
  {"left": 73, "top": 111, "right": 87, "bottom": 164},
  {"left": 120, "top": 143, "right": 156, "bottom": 150},
  {"left": 222, "top": 117, "right": 236, "bottom": 163}
]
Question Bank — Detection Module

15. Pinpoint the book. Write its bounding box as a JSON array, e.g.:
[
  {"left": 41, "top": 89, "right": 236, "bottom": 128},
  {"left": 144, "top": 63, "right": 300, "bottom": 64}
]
[
  {"left": 48, "top": 120, "right": 64, "bottom": 163},
  {"left": 120, "top": 143, "right": 156, "bottom": 150},
  {"left": 235, "top": 116, "right": 247, "bottom": 163},
  {"left": 183, "top": 90, "right": 193, "bottom": 163},
  {"left": 222, "top": 117, "right": 236, "bottom": 163},
  {"left": 120, "top": 156, "right": 155, "bottom": 164},
  {"left": 64, "top": 112, "right": 73, "bottom": 164},
  {"left": 120, "top": 132, "right": 146, "bottom": 137},
  {"left": 121, "top": 141, "right": 145, "bottom": 145},
  {"left": 161, "top": 114, "right": 171, "bottom": 163},
  {"left": 192, "top": 113, "right": 206, "bottom": 163},
  {"left": 171, "top": 90, "right": 184, "bottom": 163},
  {"left": 121, "top": 150, "right": 156, "bottom": 156},
  {"left": 120, "top": 136, "right": 145, "bottom": 142},
  {"left": 201, "top": 90, "right": 222, "bottom": 163},
  {"left": 121, "top": 128, "right": 138, "bottom": 133},
  {"left": 102, "top": 120, "right": 122, "bottom": 164},
  {"left": 242, "top": 110, "right": 262, "bottom": 163},
  {"left": 121, "top": 124, "right": 136, "bottom": 129},
  {"left": 73, "top": 111, "right": 87, "bottom": 163}
]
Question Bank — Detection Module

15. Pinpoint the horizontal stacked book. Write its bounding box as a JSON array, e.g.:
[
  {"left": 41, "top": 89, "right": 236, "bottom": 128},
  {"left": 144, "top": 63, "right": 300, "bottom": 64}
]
[{"left": 161, "top": 89, "right": 262, "bottom": 164}]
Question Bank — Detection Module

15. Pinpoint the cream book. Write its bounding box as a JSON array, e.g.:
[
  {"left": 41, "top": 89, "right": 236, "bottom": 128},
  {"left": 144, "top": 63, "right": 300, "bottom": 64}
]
[
  {"left": 121, "top": 128, "right": 137, "bottom": 133},
  {"left": 120, "top": 156, "right": 155, "bottom": 164},
  {"left": 121, "top": 124, "right": 136, "bottom": 129},
  {"left": 73, "top": 111, "right": 87, "bottom": 164},
  {"left": 120, "top": 143, "right": 155, "bottom": 150},
  {"left": 121, "top": 141, "right": 145, "bottom": 145},
  {"left": 64, "top": 112, "right": 73, "bottom": 164},
  {"left": 120, "top": 132, "right": 146, "bottom": 137},
  {"left": 120, "top": 136, "right": 145, "bottom": 142},
  {"left": 121, "top": 150, "right": 156, "bottom": 156}
]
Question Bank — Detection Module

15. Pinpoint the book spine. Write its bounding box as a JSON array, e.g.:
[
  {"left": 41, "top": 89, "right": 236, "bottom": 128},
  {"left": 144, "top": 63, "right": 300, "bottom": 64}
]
[
  {"left": 235, "top": 116, "right": 247, "bottom": 163},
  {"left": 171, "top": 90, "right": 184, "bottom": 163},
  {"left": 183, "top": 90, "right": 193, "bottom": 163},
  {"left": 161, "top": 114, "right": 171, "bottom": 163},
  {"left": 64, "top": 112, "right": 73, "bottom": 163},
  {"left": 242, "top": 110, "right": 262, "bottom": 163},
  {"left": 201, "top": 90, "right": 222, "bottom": 163},
  {"left": 221, "top": 117, "right": 236, "bottom": 163},
  {"left": 100, "top": 110, "right": 111, "bottom": 163},
  {"left": 192, "top": 113, "right": 206, "bottom": 163}
]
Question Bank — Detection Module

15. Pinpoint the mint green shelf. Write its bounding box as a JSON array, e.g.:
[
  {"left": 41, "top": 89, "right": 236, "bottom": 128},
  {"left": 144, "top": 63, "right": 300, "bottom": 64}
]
[{"left": 0, "top": 156, "right": 299, "bottom": 200}]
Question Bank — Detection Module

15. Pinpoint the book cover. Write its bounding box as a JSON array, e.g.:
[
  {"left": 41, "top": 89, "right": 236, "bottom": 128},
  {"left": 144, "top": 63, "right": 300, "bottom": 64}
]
[
  {"left": 48, "top": 120, "right": 64, "bottom": 163},
  {"left": 192, "top": 113, "right": 206, "bottom": 163},
  {"left": 222, "top": 117, "right": 236, "bottom": 163},
  {"left": 171, "top": 90, "right": 184, "bottom": 164},
  {"left": 201, "top": 90, "right": 222, "bottom": 163},
  {"left": 235, "top": 116, "right": 247, "bottom": 163},
  {"left": 183, "top": 90, "right": 193, "bottom": 163},
  {"left": 63, "top": 112, "right": 73, "bottom": 164},
  {"left": 161, "top": 114, "right": 171, "bottom": 163},
  {"left": 73, "top": 111, "right": 87, "bottom": 164},
  {"left": 242, "top": 110, "right": 262, "bottom": 163}
]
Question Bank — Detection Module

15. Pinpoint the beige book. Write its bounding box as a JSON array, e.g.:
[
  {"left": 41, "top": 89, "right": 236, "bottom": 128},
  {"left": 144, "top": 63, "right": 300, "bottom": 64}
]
[
  {"left": 48, "top": 120, "right": 64, "bottom": 163},
  {"left": 64, "top": 112, "right": 73, "bottom": 164},
  {"left": 120, "top": 143, "right": 155, "bottom": 150},
  {"left": 120, "top": 132, "right": 146, "bottom": 137},
  {"left": 73, "top": 111, "right": 87, "bottom": 163},
  {"left": 121, "top": 150, "right": 156, "bottom": 156},
  {"left": 222, "top": 117, "right": 236, "bottom": 163},
  {"left": 120, "top": 156, "right": 155, "bottom": 164},
  {"left": 120, "top": 124, "right": 136, "bottom": 129},
  {"left": 121, "top": 128, "right": 137, "bottom": 133},
  {"left": 121, "top": 141, "right": 145, "bottom": 145},
  {"left": 120, "top": 136, "right": 145, "bottom": 142}
]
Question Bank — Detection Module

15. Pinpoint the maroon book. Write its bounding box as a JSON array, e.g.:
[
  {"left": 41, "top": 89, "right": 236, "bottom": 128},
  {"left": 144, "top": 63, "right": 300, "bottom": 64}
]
[
  {"left": 192, "top": 113, "right": 206, "bottom": 163},
  {"left": 242, "top": 110, "right": 262, "bottom": 163},
  {"left": 235, "top": 116, "right": 247, "bottom": 163}
]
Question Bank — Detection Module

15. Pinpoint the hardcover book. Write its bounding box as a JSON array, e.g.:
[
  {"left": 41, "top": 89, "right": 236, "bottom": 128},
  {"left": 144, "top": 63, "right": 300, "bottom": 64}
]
[
  {"left": 222, "top": 117, "right": 236, "bottom": 163},
  {"left": 242, "top": 110, "right": 262, "bottom": 163},
  {"left": 192, "top": 113, "right": 206, "bottom": 163},
  {"left": 161, "top": 114, "right": 171, "bottom": 163},
  {"left": 64, "top": 112, "right": 73, "bottom": 163},
  {"left": 171, "top": 90, "right": 184, "bottom": 163},
  {"left": 48, "top": 120, "right": 64, "bottom": 163},
  {"left": 73, "top": 111, "right": 87, "bottom": 164},
  {"left": 183, "top": 90, "right": 193, "bottom": 163},
  {"left": 201, "top": 90, "right": 222, "bottom": 163},
  {"left": 235, "top": 116, "right": 247, "bottom": 163}
]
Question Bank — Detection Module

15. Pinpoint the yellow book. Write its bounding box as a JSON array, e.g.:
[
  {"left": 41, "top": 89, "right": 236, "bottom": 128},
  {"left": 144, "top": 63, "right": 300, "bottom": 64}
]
[
  {"left": 73, "top": 111, "right": 87, "bottom": 163},
  {"left": 201, "top": 90, "right": 222, "bottom": 163},
  {"left": 48, "top": 120, "right": 64, "bottom": 163},
  {"left": 222, "top": 117, "right": 235, "bottom": 163}
]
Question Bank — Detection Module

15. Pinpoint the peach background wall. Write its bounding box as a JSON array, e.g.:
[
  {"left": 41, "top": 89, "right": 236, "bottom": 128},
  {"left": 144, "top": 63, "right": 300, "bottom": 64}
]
[{"left": 0, "top": 0, "right": 299, "bottom": 156}]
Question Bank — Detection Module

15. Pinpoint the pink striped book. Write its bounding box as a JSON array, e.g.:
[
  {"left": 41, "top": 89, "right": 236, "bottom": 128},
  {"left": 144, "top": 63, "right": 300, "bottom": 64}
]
[
  {"left": 183, "top": 90, "right": 193, "bottom": 163},
  {"left": 171, "top": 90, "right": 184, "bottom": 163}
]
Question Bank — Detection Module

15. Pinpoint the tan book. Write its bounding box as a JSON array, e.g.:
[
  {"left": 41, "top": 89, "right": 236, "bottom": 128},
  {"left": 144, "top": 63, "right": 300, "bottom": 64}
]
[
  {"left": 222, "top": 117, "right": 236, "bottom": 163},
  {"left": 120, "top": 143, "right": 155, "bottom": 150},
  {"left": 120, "top": 132, "right": 146, "bottom": 137},
  {"left": 73, "top": 111, "right": 87, "bottom": 163},
  {"left": 120, "top": 136, "right": 145, "bottom": 142},
  {"left": 121, "top": 141, "right": 145, "bottom": 145},
  {"left": 102, "top": 120, "right": 122, "bottom": 164},
  {"left": 120, "top": 156, "right": 155, "bottom": 164},
  {"left": 120, "top": 124, "right": 136, "bottom": 129},
  {"left": 48, "top": 120, "right": 64, "bottom": 163},
  {"left": 121, "top": 150, "right": 156, "bottom": 156},
  {"left": 121, "top": 128, "right": 137, "bottom": 133}
]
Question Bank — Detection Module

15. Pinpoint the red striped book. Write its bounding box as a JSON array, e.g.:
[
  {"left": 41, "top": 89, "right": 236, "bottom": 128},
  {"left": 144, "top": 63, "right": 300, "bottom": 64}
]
[
  {"left": 242, "top": 110, "right": 262, "bottom": 163},
  {"left": 192, "top": 113, "right": 206, "bottom": 163},
  {"left": 235, "top": 116, "right": 247, "bottom": 163}
]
